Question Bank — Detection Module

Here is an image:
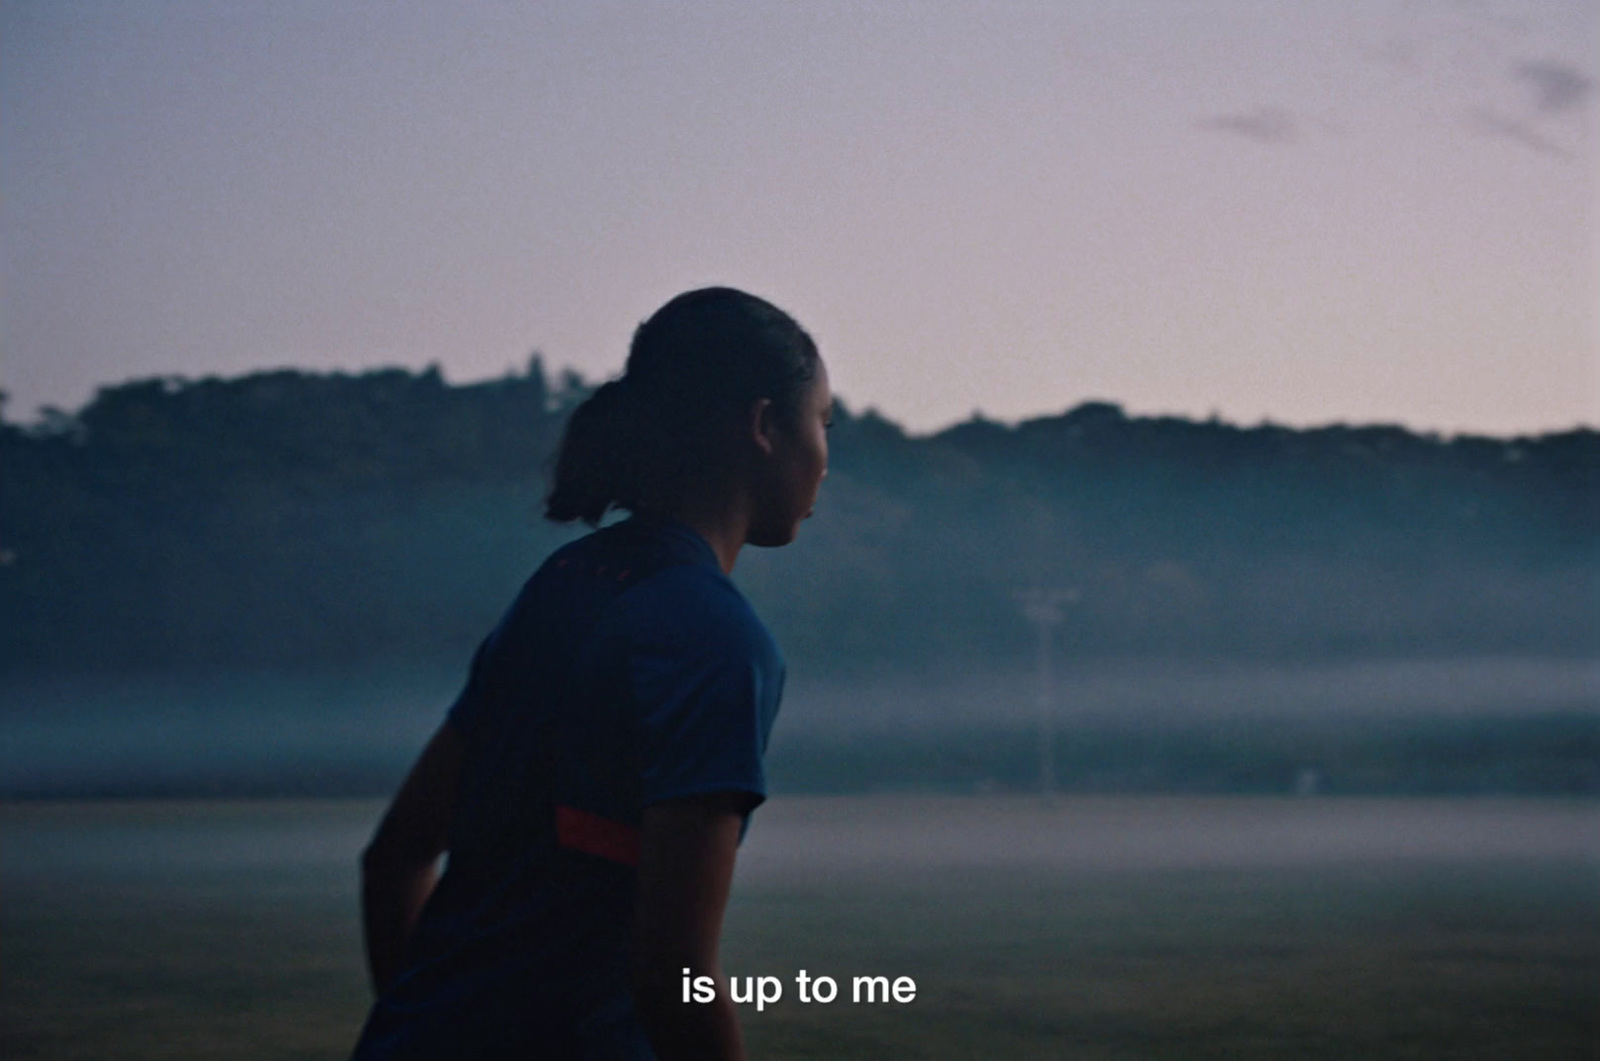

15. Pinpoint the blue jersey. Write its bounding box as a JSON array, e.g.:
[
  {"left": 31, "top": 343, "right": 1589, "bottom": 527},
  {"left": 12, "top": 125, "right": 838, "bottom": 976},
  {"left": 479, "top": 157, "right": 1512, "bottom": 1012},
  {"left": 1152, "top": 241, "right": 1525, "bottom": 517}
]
[{"left": 351, "top": 519, "right": 785, "bottom": 1060}]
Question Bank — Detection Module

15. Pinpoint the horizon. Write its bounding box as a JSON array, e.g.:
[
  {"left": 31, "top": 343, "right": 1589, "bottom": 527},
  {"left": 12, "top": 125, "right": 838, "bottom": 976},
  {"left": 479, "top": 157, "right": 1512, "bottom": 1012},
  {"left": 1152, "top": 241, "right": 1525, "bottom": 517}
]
[{"left": 3, "top": 358, "right": 1594, "bottom": 442}]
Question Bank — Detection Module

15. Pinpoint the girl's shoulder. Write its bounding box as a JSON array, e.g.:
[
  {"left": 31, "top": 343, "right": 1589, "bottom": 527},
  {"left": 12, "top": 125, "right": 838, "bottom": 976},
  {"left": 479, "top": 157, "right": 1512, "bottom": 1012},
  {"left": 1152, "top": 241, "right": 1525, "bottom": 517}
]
[{"left": 617, "top": 561, "right": 777, "bottom": 667}]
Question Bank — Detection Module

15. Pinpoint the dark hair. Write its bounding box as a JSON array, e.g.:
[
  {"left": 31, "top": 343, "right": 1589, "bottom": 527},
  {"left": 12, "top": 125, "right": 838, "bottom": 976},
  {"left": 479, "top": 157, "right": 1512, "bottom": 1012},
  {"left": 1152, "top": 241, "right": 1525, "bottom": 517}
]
[{"left": 546, "top": 287, "right": 820, "bottom": 525}]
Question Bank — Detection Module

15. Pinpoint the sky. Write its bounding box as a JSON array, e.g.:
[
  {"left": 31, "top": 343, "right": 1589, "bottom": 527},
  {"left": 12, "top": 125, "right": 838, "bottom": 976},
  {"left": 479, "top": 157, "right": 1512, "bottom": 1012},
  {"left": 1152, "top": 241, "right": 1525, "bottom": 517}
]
[{"left": 1, "top": 0, "right": 1595, "bottom": 436}]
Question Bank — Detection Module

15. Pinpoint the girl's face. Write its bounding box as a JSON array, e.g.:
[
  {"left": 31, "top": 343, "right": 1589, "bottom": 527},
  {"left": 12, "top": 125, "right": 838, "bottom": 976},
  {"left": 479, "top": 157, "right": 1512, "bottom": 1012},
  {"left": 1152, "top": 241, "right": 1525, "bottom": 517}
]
[{"left": 748, "top": 359, "right": 832, "bottom": 547}]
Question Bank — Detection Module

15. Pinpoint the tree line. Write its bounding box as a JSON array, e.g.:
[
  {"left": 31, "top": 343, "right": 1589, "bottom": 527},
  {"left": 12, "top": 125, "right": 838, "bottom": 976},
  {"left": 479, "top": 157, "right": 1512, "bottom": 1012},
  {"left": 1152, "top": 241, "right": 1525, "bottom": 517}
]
[{"left": 2, "top": 362, "right": 1595, "bottom": 676}]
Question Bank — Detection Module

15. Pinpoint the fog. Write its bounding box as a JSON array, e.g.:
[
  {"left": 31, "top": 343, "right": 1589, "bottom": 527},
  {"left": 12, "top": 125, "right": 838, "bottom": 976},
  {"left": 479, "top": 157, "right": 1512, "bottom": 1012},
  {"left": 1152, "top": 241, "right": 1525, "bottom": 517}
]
[
  {"left": 781, "top": 655, "right": 1600, "bottom": 733},
  {"left": 0, "top": 665, "right": 455, "bottom": 797},
  {"left": 2, "top": 655, "right": 1593, "bottom": 798}
]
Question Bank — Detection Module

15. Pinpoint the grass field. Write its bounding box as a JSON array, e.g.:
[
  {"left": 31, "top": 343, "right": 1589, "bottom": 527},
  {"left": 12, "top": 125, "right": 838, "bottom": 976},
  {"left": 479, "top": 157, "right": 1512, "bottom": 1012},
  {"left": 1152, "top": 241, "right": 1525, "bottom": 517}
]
[{"left": 3, "top": 797, "right": 1596, "bottom": 1059}]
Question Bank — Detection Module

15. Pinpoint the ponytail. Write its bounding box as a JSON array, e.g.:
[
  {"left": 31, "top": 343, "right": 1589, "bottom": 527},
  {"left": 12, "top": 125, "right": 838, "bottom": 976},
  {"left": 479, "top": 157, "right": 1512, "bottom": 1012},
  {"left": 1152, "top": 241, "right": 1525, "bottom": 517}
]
[{"left": 544, "top": 379, "right": 644, "bottom": 525}]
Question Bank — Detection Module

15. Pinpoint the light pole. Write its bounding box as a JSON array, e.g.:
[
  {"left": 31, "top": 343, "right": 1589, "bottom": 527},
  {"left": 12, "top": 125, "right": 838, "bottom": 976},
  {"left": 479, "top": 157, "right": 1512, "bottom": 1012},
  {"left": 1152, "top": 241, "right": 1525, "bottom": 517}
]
[{"left": 1014, "top": 587, "right": 1075, "bottom": 799}]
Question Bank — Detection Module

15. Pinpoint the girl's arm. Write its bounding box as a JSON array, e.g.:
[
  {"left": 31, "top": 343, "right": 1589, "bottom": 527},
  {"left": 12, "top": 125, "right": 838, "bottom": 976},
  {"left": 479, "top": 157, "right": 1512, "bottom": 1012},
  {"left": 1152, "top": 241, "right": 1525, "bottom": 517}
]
[
  {"left": 359, "top": 722, "right": 464, "bottom": 996},
  {"left": 631, "top": 792, "right": 758, "bottom": 1061}
]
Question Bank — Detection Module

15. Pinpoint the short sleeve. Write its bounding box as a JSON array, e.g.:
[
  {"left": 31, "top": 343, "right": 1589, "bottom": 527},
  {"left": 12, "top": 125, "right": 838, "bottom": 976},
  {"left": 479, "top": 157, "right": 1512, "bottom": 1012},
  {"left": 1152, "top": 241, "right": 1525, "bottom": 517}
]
[{"left": 620, "top": 568, "right": 784, "bottom": 808}]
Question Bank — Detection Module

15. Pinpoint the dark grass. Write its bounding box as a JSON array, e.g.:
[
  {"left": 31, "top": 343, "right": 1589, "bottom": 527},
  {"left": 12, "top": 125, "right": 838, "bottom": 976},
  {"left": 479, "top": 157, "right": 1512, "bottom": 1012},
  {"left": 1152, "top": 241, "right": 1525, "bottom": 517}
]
[
  {"left": 726, "top": 864, "right": 1599, "bottom": 1060},
  {"left": 3, "top": 799, "right": 1597, "bottom": 1060}
]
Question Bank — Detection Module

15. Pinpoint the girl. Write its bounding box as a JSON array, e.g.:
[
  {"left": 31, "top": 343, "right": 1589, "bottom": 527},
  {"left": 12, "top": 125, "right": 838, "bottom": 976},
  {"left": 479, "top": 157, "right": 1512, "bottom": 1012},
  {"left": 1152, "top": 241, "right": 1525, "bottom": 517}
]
[{"left": 351, "top": 287, "right": 830, "bottom": 1060}]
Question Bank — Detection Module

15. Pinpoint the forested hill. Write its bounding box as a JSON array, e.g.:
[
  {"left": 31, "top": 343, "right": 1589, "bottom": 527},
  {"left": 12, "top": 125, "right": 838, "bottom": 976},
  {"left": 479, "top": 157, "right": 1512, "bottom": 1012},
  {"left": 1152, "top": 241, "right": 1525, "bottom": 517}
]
[{"left": 2, "top": 364, "right": 1595, "bottom": 676}]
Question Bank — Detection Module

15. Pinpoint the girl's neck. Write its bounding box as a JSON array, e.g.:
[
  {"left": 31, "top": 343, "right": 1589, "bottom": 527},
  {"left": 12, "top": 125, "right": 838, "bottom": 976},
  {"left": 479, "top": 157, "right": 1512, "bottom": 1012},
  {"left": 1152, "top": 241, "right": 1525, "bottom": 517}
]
[{"left": 642, "top": 495, "right": 749, "bottom": 575}]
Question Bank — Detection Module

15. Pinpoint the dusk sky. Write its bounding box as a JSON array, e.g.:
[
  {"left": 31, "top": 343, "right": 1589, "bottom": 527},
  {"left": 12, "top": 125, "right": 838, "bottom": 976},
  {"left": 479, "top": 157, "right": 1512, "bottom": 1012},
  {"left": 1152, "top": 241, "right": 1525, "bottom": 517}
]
[{"left": 2, "top": 0, "right": 1595, "bottom": 435}]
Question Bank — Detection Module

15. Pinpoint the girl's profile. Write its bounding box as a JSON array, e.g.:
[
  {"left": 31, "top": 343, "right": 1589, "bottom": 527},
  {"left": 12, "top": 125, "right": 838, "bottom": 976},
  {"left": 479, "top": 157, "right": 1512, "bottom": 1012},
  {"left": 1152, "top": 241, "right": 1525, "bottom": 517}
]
[{"left": 350, "top": 287, "right": 831, "bottom": 1060}]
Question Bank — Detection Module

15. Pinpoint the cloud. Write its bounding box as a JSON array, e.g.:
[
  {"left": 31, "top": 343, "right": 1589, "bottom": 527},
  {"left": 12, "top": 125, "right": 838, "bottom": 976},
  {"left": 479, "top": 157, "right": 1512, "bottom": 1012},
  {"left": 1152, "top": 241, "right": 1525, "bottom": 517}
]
[
  {"left": 1468, "top": 108, "right": 1576, "bottom": 161},
  {"left": 1512, "top": 59, "right": 1592, "bottom": 114},
  {"left": 1196, "top": 108, "right": 1298, "bottom": 144}
]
